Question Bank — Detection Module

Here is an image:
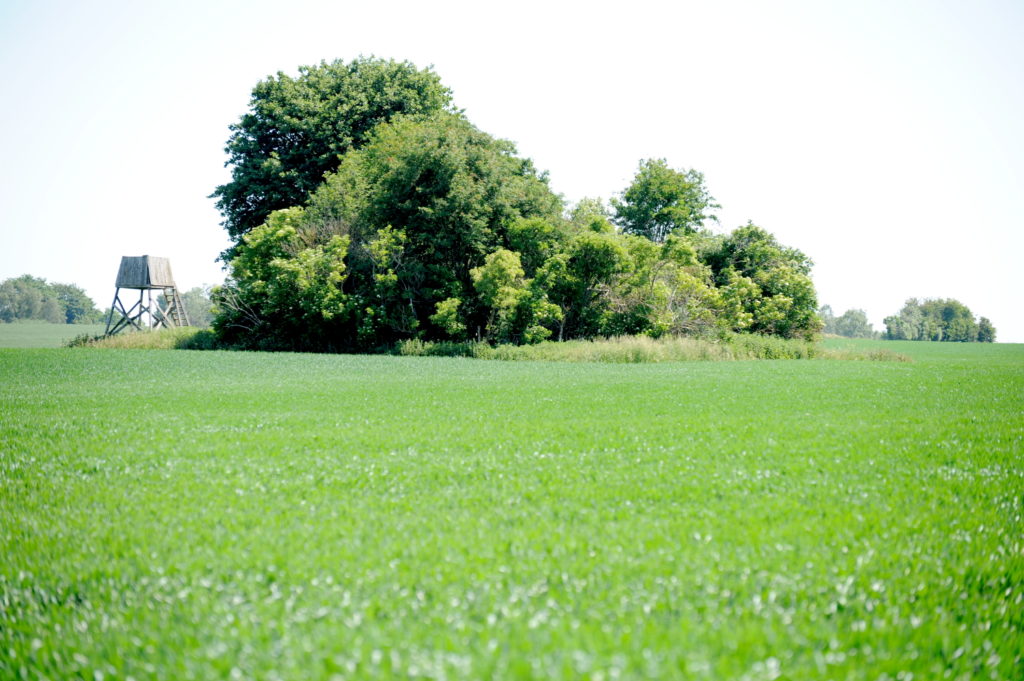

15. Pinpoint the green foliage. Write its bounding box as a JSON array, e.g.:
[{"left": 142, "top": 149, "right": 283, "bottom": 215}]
[
  {"left": 884, "top": 297, "right": 994, "bottom": 342},
  {"left": 820, "top": 305, "right": 878, "bottom": 338},
  {"left": 211, "top": 60, "right": 825, "bottom": 352},
  {"left": 212, "top": 208, "right": 351, "bottom": 351},
  {"left": 179, "top": 286, "right": 215, "bottom": 327},
  {"left": 3, "top": 343, "right": 1020, "bottom": 680},
  {"left": 0, "top": 275, "right": 100, "bottom": 324},
  {"left": 531, "top": 231, "right": 632, "bottom": 340},
  {"left": 568, "top": 197, "right": 614, "bottom": 234},
  {"left": 611, "top": 158, "right": 719, "bottom": 242},
  {"left": 470, "top": 249, "right": 528, "bottom": 342},
  {"left": 703, "top": 224, "right": 821, "bottom": 339},
  {"left": 157, "top": 286, "right": 217, "bottom": 327},
  {"left": 429, "top": 297, "right": 466, "bottom": 338},
  {"left": 598, "top": 234, "right": 719, "bottom": 338},
  {"left": 212, "top": 57, "right": 452, "bottom": 244},
  {"left": 718, "top": 269, "right": 759, "bottom": 332},
  {"left": 305, "top": 112, "right": 564, "bottom": 348},
  {"left": 506, "top": 217, "right": 568, "bottom": 276},
  {"left": 977, "top": 316, "right": 997, "bottom": 343}
]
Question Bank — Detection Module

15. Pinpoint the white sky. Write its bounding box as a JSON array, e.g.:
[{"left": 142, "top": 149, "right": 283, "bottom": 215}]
[{"left": 1, "top": 0, "right": 1021, "bottom": 340}]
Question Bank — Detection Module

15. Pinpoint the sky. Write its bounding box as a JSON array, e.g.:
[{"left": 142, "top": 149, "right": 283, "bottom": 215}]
[{"left": 1, "top": 0, "right": 1021, "bottom": 340}]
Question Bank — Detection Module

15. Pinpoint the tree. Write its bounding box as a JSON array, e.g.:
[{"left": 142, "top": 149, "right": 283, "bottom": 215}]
[
  {"left": 830, "top": 308, "right": 877, "bottom": 338},
  {"left": 819, "top": 305, "right": 836, "bottom": 334},
  {"left": 212, "top": 57, "right": 453, "bottom": 245},
  {"left": 884, "top": 298, "right": 993, "bottom": 342},
  {"left": 212, "top": 208, "right": 351, "bottom": 351},
  {"left": 213, "top": 111, "right": 564, "bottom": 351},
  {"left": 303, "top": 111, "right": 563, "bottom": 347},
  {"left": 702, "top": 224, "right": 820, "bottom": 339},
  {"left": 977, "top": 317, "right": 996, "bottom": 343},
  {"left": 611, "top": 159, "right": 719, "bottom": 242},
  {"left": 471, "top": 249, "right": 528, "bottom": 342},
  {"left": 599, "top": 234, "right": 720, "bottom": 338},
  {"left": 534, "top": 231, "right": 631, "bottom": 340},
  {"left": 51, "top": 283, "right": 101, "bottom": 323},
  {"left": 0, "top": 275, "right": 99, "bottom": 323},
  {"left": 180, "top": 287, "right": 215, "bottom": 327}
]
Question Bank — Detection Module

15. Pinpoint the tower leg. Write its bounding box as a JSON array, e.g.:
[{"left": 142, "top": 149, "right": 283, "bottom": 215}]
[{"left": 105, "top": 289, "right": 146, "bottom": 336}]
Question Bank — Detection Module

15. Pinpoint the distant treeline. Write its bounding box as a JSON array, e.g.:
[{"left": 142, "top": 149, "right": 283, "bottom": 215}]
[
  {"left": 160, "top": 287, "right": 215, "bottom": 328},
  {"left": 0, "top": 275, "right": 101, "bottom": 324},
  {"left": 884, "top": 298, "right": 995, "bottom": 342},
  {"left": 819, "top": 306, "right": 879, "bottom": 339},
  {"left": 0, "top": 275, "right": 216, "bottom": 328}
]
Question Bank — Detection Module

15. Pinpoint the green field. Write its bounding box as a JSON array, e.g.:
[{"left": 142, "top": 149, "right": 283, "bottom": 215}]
[
  {"left": 0, "top": 321, "right": 106, "bottom": 348},
  {"left": 2, "top": 342, "right": 1022, "bottom": 680}
]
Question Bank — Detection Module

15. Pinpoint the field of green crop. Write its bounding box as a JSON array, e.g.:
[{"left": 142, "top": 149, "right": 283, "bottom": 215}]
[
  {"left": 0, "top": 321, "right": 106, "bottom": 348},
  {"left": 2, "top": 342, "right": 1022, "bottom": 680}
]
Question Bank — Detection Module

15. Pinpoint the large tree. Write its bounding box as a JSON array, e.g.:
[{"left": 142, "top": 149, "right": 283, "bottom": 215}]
[
  {"left": 211, "top": 57, "right": 452, "bottom": 244},
  {"left": 215, "top": 112, "right": 564, "bottom": 350},
  {"left": 611, "top": 158, "right": 719, "bottom": 242}
]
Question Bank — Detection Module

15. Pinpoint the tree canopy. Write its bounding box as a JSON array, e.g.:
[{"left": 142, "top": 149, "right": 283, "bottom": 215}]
[
  {"left": 611, "top": 159, "right": 719, "bottom": 242},
  {"left": 0, "top": 275, "right": 100, "bottom": 324},
  {"left": 884, "top": 298, "right": 995, "bottom": 342},
  {"left": 819, "top": 306, "right": 879, "bottom": 338},
  {"left": 211, "top": 57, "right": 453, "bottom": 244}
]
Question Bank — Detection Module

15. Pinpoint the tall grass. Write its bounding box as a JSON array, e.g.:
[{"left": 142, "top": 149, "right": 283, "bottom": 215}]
[
  {"left": 66, "top": 327, "right": 217, "bottom": 350},
  {"left": 71, "top": 328, "right": 910, "bottom": 362},
  {"left": 396, "top": 334, "right": 910, "bottom": 362}
]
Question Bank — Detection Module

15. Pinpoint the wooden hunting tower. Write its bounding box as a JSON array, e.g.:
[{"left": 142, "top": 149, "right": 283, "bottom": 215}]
[{"left": 104, "top": 256, "right": 190, "bottom": 335}]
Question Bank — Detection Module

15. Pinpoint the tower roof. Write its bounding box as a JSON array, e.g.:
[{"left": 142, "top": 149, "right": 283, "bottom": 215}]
[{"left": 115, "top": 256, "right": 176, "bottom": 289}]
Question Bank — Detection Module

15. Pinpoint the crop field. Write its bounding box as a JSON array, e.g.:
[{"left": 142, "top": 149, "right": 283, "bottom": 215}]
[
  {"left": 1, "top": 341, "right": 1022, "bottom": 680},
  {"left": 0, "top": 322, "right": 106, "bottom": 349}
]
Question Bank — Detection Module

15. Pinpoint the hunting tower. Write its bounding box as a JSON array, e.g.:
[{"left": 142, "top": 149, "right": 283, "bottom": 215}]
[{"left": 105, "top": 256, "right": 190, "bottom": 335}]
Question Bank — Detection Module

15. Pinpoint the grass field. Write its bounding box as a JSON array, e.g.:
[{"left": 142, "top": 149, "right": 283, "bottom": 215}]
[
  {"left": 1, "top": 341, "right": 1022, "bottom": 680},
  {"left": 0, "top": 321, "right": 107, "bottom": 348}
]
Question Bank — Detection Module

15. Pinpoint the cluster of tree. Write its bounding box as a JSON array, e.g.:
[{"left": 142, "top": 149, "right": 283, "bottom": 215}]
[
  {"left": 884, "top": 298, "right": 995, "bottom": 342},
  {"left": 211, "top": 58, "right": 822, "bottom": 352},
  {"left": 818, "top": 305, "right": 879, "bottom": 339},
  {"left": 0, "top": 275, "right": 101, "bottom": 324}
]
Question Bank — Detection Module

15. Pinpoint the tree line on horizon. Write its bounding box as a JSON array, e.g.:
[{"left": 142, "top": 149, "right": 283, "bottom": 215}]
[
  {"left": 0, "top": 276, "right": 216, "bottom": 328},
  {"left": 884, "top": 298, "right": 995, "bottom": 342},
  {"left": 209, "top": 57, "right": 823, "bottom": 352},
  {"left": 0, "top": 275, "right": 101, "bottom": 324},
  {"left": 818, "top": 306, "right": 879, "bottom": 339},
  {"left": 819, "top": 300, "right": 996, "bottom": 342}
]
